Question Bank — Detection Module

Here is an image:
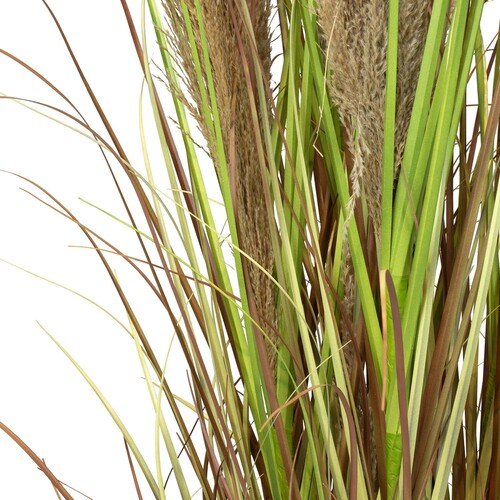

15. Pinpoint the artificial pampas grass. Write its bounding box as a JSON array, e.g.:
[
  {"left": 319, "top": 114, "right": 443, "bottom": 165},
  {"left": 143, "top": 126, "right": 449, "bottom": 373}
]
[{"left": 3, "top": 0, "right": 499, "bottom": 498}]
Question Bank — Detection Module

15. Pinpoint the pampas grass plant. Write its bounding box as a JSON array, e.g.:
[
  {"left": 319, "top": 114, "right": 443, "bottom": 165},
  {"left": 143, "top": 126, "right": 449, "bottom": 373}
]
[{"left": 1, "top": 0, "right": 499, "bottom": 498}]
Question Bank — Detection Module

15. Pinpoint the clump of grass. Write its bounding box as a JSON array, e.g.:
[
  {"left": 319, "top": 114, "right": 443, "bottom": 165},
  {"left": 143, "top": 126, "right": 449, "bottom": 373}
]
[{"left": 1, "top": 0, "right": 499, "bottom": 499}]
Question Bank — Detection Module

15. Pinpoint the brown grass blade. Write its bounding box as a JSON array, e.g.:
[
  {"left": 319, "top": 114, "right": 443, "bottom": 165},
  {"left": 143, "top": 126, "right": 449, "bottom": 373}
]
[
  {"left": 124, "top": 439, "right": 144, "bottom": 500},
  {"left": 385, "top": 272, "right": 411, "bottom": 499},
  {"left": 0, "top": 421, "right": 73, "bottom": 500}
]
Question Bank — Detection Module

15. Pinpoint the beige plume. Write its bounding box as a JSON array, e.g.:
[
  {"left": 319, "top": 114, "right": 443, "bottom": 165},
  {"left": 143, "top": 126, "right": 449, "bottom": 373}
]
[{"left": 162, "top": 0, "right": 277, "bottom": 368}]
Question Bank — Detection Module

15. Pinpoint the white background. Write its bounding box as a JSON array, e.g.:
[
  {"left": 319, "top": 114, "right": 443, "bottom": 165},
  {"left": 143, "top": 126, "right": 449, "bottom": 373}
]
[
  {"left": 0, "top": 2, "right": 180, "bottom": 499},
  {"left": 0, "top": 1, "right": 499, "bottom": 499}
]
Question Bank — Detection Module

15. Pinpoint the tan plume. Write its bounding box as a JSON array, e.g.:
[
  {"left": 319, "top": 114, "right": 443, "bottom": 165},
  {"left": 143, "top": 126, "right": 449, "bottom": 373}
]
[
  {"left": 162, "top": 0, "right": 277, "bottom": 368},
  {"left": 317, "top": 0, "right": 430, "bottom": 234}
]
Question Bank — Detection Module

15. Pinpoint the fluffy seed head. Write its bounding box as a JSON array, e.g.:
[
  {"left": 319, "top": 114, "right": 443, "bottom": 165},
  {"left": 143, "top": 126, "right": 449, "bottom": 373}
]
[
  {"left": 318, "top": 0, "right": 430, "bottom": 234},
  {"left": 162, "top": 0, "right": 277, "bottom": 368}
]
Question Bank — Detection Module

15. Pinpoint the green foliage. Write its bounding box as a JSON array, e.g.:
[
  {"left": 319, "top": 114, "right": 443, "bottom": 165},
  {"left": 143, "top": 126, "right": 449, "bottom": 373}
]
[{"left": 1, "top": 0, "right": 499, "bottom": 498}]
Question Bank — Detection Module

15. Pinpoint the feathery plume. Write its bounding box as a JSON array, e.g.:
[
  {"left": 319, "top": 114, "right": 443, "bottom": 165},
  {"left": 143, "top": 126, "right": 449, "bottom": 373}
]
[
  {"left": 162, "top": 0, "right": 277, "bottom": 368},
  {"left": 317, "top": 0, "right": 388, "bottom": 234},
  {"left": 395, "top": 0, "right": 431, "bottom": 173},
  {"left": 317, "top": 0, "right": 430, "bottom": 233}
]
